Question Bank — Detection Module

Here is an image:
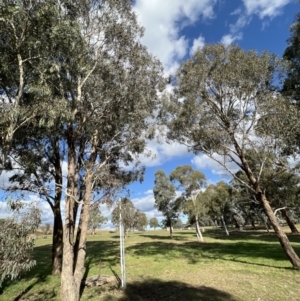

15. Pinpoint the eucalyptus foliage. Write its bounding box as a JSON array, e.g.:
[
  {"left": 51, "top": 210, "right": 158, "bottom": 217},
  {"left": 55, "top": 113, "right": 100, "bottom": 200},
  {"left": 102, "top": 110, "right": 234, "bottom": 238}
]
[
  {"left": 153, "top": 170, "right": 178, "bottom": 237},
  {"left": 149, "top": 217, "right": 159, "bottom": 230},
  {"left": 0, "top": 199, "right": 41, "bottom": 286},
  {"left": 0, "top": 0, "right": 165, "bottom": 299},
  {"left": 165, "top": 44, "right": 300, "bottom": 268},
  {"left": 111, "top": 198, "right": 138, "bottom": 235},
  {"left": 88, "top": 203, "right": 107, "bottom": 235},
  {"left": 170, "top": 165, "right": 206, "bottom": 241}
]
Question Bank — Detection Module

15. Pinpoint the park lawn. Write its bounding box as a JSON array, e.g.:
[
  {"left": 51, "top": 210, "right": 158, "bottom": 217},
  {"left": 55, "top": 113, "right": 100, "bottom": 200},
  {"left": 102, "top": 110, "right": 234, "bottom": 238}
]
[{"left": 1, "top": 227, "right": 300, "bottom": 301}]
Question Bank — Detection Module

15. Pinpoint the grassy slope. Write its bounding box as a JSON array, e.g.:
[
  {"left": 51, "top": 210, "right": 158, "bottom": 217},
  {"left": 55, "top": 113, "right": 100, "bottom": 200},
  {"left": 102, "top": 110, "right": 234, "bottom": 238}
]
[{"left": 1, "top": 227, "right": 300, "bottom": 301}]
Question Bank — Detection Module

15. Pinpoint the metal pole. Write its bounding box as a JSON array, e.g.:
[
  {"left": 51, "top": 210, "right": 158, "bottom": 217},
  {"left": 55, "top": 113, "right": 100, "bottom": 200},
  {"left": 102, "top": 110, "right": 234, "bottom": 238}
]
[{"left": 119, "top": 200, "right": 126, "bottom": 288}]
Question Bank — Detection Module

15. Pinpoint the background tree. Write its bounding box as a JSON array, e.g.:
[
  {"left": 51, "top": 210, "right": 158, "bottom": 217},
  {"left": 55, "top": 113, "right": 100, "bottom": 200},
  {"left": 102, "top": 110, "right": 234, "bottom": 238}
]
[
  {"left": 153, "top": 170, "right": 178, "bottom": 238},
  {"left": 165, "top": 44, "right": 300, "bottom": 268},
  {"left": 134, "top": 211, "right": 148, "bottom": 231},
  {"left": 41, "top": 223, "right": 51, "bottom": 238},
  {"left": 149, "top": 217, "right": 159, "bottom": 230},
  {"left": 0, "top": 199, "right": 41, "bottom": 287},
  {"left": 204, "top": 182, "right": 232, "bottom": 234},
  {"left": 170, "top": 165, "right": 206, "bottom": 241},
  {"left": 173, "top": 217, "right": 183, "bottom": 229},
  {"left": 88, "top": 204, "right": 107, "bottom": 235},
  {"left": 111, "top": 198, "right": 137, "bottom": 236}
]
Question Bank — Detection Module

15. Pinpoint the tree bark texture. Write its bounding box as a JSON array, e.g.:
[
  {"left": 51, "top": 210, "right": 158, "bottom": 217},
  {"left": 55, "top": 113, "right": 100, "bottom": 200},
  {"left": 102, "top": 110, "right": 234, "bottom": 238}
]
[
  {"left": 195, "top": 215, "right": 203, "bottom": 242},
  {"left": 257, "top": 192, "right": 300, "bottom": 268},
  {"left": 61, "top": 127, "right": 80, "bottom": 301},
  {"left": 60, "top": 127, "right": 98, "bottom": 301},
  {"left": 169, "top": 220, "right": 173, "bottom": 238},
  {"left": 52, "top": 138, "right": 63, "bottom": 275},
  {"left": 52, "top": 207, "right": 63, "bottom": 275},
  {"left": 282, "top": 209, "right": 299, "bottom": 234}
]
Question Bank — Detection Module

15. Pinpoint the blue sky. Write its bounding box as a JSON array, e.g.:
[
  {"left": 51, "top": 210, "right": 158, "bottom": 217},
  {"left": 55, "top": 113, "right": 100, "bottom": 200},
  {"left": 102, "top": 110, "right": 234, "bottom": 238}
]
[{"left": 0, "top": 0, "right": 299, "bottom": 227}]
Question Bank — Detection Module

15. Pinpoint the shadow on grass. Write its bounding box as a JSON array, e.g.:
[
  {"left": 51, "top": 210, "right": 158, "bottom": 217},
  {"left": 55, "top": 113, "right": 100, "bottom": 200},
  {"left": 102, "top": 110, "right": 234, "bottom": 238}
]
[
  {"left": 125, "top": 237, "right": 300, "bottom": 268},
  {"left": 103, "top": 279, "right": 239, "bottom": 301},
  {"left": 139, "top": 234, "right": 189, "bottom": 241},
  {"left": 203, "top": 228, "right": 300, "bottom": 243},
  {"left": 1, "top": 239, "right": 121, "bottom": 300}
]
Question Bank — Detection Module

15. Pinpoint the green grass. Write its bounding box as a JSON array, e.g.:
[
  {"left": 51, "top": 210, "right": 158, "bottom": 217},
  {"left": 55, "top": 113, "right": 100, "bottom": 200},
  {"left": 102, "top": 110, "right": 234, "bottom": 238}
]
[{"left": 1, "top": 227, "right": 300, "bottom": 301}]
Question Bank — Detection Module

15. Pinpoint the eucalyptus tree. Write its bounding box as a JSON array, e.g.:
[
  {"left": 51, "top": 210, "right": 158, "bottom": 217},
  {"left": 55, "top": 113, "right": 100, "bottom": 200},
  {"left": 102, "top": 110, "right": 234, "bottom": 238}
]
[
  {"left": 57, "top": 1, "right": 164, "bottom": 299},
  {"left": 134, "top": 210, "right": 148, "bottom": 231},
  {"left": 153, "top": 170, "right": 178, "bottom": 238},
  {"left": 3, "top": 0, "right": 165, "bottom": 299},
  {"left": 88, "top": 204, "right": 107, "bottom": 235},
  {"left": 173, "top": 217, "right": 183, "bottom": 229},
  {"left": 165, "top": 44, "right": 300, "bottom": 268},
  {"left": 0, "top": 199, "right": 41, "bottom": 287},
  {"left": 149, "top": 217, "right": 159, "bottom": 230},
  {"left": 0, "top": 0, "right": 84, "bottom": 277},
  {"left": 203, "top": 182, "right": 231, "bottom": 235},
  {"left": 111, "top": 198, "right": 137, "bottom": 236},
  {"left": 170, "top": 165, "right": 206, "bottom": 241}
]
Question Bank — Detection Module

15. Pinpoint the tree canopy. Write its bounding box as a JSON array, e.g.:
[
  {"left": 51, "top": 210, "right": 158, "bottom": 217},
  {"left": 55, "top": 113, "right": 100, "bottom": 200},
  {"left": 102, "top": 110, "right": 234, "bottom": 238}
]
[
  {"left": 88, "top": 204, "right": 107, "bottom": 235},
  {"left": 149, "top": 217, "right": 159, "bottom": 230},
  {"left": 0, "top": 1, "right": 165, "bottom": 299},
  {"left": 153, "top": 170, "right": 178, "bottom": 238},
  {"left": 164, "top": 44, "right": 300, "bottom": 268}
]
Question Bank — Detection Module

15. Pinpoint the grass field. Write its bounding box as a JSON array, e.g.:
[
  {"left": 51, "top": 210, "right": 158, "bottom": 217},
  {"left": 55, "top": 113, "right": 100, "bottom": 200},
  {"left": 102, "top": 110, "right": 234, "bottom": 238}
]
[{"left": 1, "top": 227, "right": 300, "bottom": 301}]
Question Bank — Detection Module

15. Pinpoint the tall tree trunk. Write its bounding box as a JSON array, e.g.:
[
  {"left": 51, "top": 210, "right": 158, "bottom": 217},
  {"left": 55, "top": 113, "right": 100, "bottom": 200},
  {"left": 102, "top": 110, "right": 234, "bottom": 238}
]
[
  {"left": 257, "top": 192, "right": 300, "bottom": 268},
  {"left": 169, "top": 220, "right": 173, "bottom": 238},
  {"left": 60, "top": 127, "right": 98, "bottom": 301},
  {"left": 73, "top": 172, "right": 93, "bottom": 291},
  {"left": 61, "top": 127, "right": 80, "bottom": 301},
  {"left": 52, "top": 206, "right": 63, "bottom": 275},
  {"left": 195, "top": 215, "right": 203, "bottom": 242},
  {"left": 52, "top": 138, "right": 63, "bottom": 275},
  {"left": 282, "top": 209, "right": 299, "bottom": 234}
]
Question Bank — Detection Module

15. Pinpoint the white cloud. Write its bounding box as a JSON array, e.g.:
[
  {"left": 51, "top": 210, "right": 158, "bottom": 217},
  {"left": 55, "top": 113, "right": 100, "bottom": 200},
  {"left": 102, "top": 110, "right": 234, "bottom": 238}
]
[
  {"left": 132, "top": 193, "right": 156, "bottom": 213},
  {"left": 220, "top": 33, "right": 242, "bottom": 46},
  {"left": 128, "top": 133, "right": 190, "bottom": 168},
  {"left": 145, "top": 189, "right": 153, "bottom": 195},
  {"left": 133, "top": 0, "right": 218, "bottom": 74},
  {"left": 242, "top": 0, "right": 292, "bottom": 19},
  {"left": 191, "top": 153, "right": 240, "bottom": 177},
  {"left": 190, "top": 35, "right": 205, "bottom": 56},
  {"left": 220, "top": 0, "right": 292, "bottom": 45}
]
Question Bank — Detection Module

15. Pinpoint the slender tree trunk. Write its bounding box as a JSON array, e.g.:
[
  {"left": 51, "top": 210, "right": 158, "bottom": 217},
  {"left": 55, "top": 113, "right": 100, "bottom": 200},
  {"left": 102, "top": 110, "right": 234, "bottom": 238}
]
[
  {"left": 73, "top": 173, "right": 93, "bottom": 290},
  {"left": 282, "top": 209, "right": 299, "bottom": 234},
  {"left": 52, "top": 138, "right": 63, "bottom": 275},
  {"left": 249, "top": 213, "right": 256, "bottom": 229},
  {"left": 61, "top": 127, "right": 80, "bottom": 301},
  {"left": 195, "top": 215, "right": 203, "bottom": 242},
  {"left": 169, "top": 220, "right": 173, "bottom": 238},
  {"left": 257, "top": 192, "right": 300, "bottom": 268},
  {"left": 52, "top": 207, "right": 63, "bottom": 275},
  {"left": 221, "top": 215, "right": 229, "bottom": 236}
]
